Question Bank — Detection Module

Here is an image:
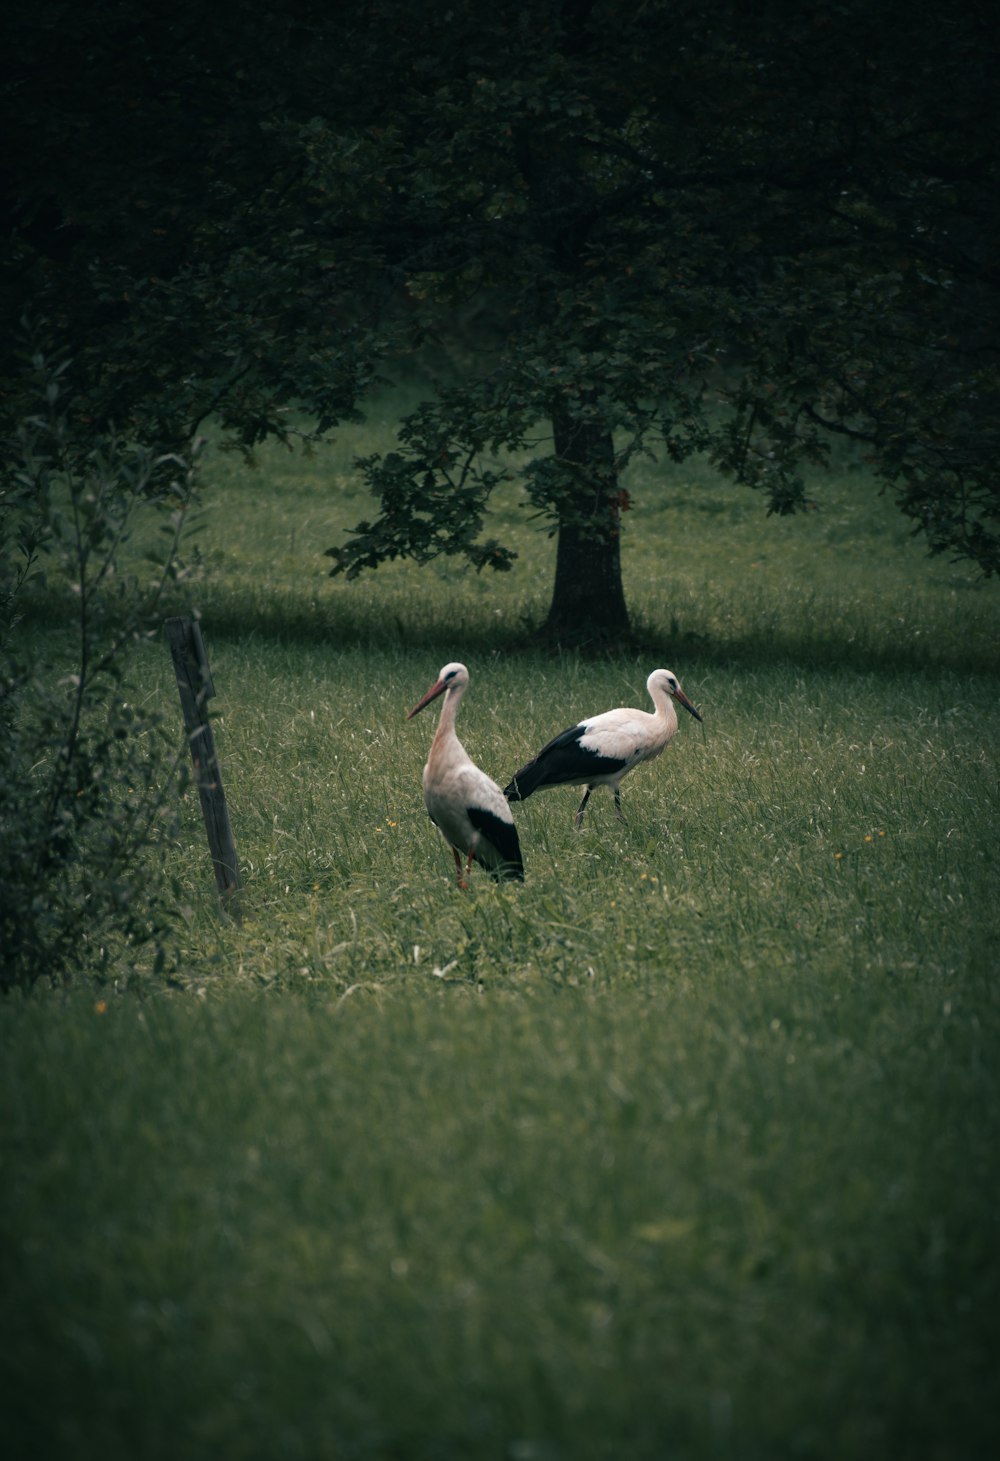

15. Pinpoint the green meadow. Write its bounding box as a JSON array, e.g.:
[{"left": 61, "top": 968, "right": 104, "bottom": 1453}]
[{"left": 2, "top": 390, "right": 999, "bottom": 1459}]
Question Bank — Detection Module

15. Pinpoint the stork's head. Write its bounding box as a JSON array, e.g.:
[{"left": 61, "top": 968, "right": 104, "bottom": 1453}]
[
  {"left": 648, "top": 668, "right": 703, "bottom": 722},
  {"left": 407, "top": 661, "right": 469, "bottom": 718}
]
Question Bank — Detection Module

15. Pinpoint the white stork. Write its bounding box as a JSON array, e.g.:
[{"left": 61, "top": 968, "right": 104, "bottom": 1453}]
[
  {"left": 407, "top": 662, "right": 524, "bottom": 887},
  {"left": 504, "top": 668, "right": 702, "bottom": 828}
]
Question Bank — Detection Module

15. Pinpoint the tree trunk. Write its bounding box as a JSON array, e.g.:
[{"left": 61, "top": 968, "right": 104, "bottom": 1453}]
[{"left": 540, "top": 404, "right": 631, "bottom": 647}]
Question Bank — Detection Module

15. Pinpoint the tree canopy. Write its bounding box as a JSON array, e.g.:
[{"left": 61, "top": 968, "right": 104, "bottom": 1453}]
[{"left": 3, "top": 0, "right": 998, "bottom": 642}]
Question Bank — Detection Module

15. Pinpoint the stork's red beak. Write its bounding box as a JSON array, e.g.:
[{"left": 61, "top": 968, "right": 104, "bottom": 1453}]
[
  {"left": 674, "top": 687, "right": 703, "bottom": 722},
  {"left": 407, "top": 678, "right": 448, "bottom": 719}
]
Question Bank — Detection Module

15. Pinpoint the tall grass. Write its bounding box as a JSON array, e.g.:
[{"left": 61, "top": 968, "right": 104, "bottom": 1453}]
[{"left": 2, "top": 386, "right": 999, "bottom": 1459}]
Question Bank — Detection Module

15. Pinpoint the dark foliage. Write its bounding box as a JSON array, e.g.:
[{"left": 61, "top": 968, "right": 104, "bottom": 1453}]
[{"left": 2, "top": 0, "right": 998, "bottom": 646}]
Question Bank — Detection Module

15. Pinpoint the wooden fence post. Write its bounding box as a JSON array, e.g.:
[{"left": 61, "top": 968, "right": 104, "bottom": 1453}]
[{"left": 165, "top": 616, "right": 243, "bottom": 920}]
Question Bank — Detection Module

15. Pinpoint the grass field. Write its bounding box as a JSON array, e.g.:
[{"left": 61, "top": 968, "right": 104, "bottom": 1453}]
[{"left": 2, "top": 389, "right": 999, "bottom": 1458}]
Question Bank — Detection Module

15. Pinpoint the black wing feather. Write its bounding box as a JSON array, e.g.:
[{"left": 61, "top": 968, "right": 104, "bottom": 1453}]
[
  {"left": 466, "top": 806, "right": 525, "bottom": 881},
  {"left": 504, "top": 724, "right": 627, "bottom": 800}
]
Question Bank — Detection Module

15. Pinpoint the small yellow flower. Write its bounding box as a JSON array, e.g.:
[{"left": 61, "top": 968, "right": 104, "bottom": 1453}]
[
  {"left": 864, "top": 834, "right": 872, "bottom": 843},
  {"left": 834, "top": 852, "right": 843, "bottom": 860},
  {"left": 878, "top": 830, "right": 886, "bottom": 837},
  {"left": 95, "top": 1000, "right": 108, "bottom": 1015},
  {"left": 387, "top": 820, "right": 398, "bottom": 827}
]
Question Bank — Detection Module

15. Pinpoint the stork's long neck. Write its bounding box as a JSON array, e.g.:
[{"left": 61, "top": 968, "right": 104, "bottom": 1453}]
[
  {"left": 647, "top": 680, "right": 678, "bottom": 735},
  {"left": 430, "top": 684, "right": 466, "bottom": 760}
]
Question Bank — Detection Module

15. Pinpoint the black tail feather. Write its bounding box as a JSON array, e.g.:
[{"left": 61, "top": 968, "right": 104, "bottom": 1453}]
[{"left": 503, "top": 761, "right": 546, "bottom": 802}]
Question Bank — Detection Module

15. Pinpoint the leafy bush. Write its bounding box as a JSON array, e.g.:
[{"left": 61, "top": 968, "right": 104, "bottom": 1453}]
[{"left": 0, "top": 353, "right": 196, "bottom": 991}]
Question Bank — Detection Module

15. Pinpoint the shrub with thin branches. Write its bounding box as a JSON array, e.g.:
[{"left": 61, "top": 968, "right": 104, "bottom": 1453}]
[{"left": 0, "top": 352, "right": 196, "bottom": 991}]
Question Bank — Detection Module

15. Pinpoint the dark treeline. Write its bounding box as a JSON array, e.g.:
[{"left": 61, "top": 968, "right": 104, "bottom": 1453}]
[{"left": 2, "top": 0, "right": 999, "bottom": 643}]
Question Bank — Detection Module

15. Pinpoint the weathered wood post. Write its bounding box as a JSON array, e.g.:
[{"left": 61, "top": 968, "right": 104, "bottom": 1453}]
[{"left": 165, "top": 616, "right": 243, "bottom": 920}]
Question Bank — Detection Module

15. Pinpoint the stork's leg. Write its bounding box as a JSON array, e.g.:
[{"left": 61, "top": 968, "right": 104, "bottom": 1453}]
[
  {"left": 614, "top": 786, "right": 625, "bottom": 822},
  {"left": 452, "top": 846, "right": 468, "bottom": 890},
  {"left": 574, "top": 786, "right": 592, "bottom": 829}
]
